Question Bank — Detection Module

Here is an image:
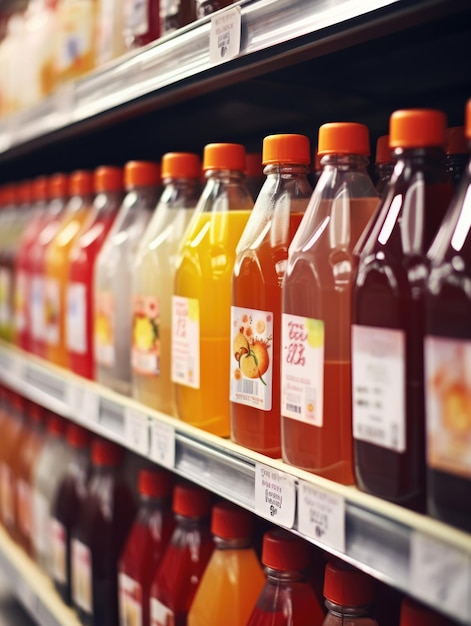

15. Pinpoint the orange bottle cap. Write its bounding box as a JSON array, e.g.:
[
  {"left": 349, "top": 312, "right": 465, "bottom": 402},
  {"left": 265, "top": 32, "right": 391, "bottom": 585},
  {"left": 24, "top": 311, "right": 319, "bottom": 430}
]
[
  {"left": 48, "top": 173, "right": 70, "bottom": 199},
  {"left": 172, "top": 481, "right": 212, "bottom": 518},
  {"left": 211, "top": 501, "right": 254, "bottom": 539},
  {"left": 400, "top": 598, "right": 454, "bottom": 626},
  {"left": 162, "top": 152, "right": 201, "bottom": 179},
  {"left": 66, "top": 423, "right": 91, "bottom": 449},
  {"left": 94, "top": 166, "right": 124, "bottom": 193},
  {"left": 138, "top": 468, "right": 173, "bottom": 498},
  {"left": 466, "top": 99, "right": 471, "bottom": 139},
  {"left": 32, "top": 176, "right": 48, "bottom": 202},
  {"left": 203, "top": 143, "right": 246, "bottom": 171},
  {"left": 375, "top": 135, "right": 393, "bottom": 164},
  {"left": 262, "top": 134, "right": 311, "bottom": 165},
  {"left": 318, "top": 123, "right": 370, "bottom": 156},
  {"left": 70, "top": 170, "right": 94, "bottom": 197},
  {"left": 245, "top": 153, "right": 263, "bottom": 177},
  {"left": 389, "top": 109, "right": 447, "bottom": 149},
  {"left": 262, "top": 529, "right": 310, "bottom": 571},
  {"left": 91, "top": 438, "right": 123, "bottom": 466},
  {"left": 124, "top": 161, "right": 161, "bottom": 189},
  {"left": 18, "top": 180, "right": 33, "bottom": 204},
  {"left": 323, "top": 560, "right": 375, "bottom": 606},
  {"left": 446, "top": 126, "right": 468, "bottom": 155},
  {"left": 46, "top": 413, "right": 65, "bottom": 437}
]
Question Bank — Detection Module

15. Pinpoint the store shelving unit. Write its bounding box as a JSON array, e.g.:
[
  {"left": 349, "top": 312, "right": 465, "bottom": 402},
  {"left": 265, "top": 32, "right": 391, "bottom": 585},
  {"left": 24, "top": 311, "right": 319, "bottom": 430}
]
[{"left": 1, "top": 0, "right": 471, "bottom": 624}]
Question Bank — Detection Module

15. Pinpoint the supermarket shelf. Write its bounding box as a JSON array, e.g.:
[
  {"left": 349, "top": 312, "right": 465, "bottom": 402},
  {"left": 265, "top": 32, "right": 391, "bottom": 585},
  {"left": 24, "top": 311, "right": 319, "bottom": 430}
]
[
  {"left": 0, "top": 528, "right": 81, "bottom": 626},
  {"left": 1, "top": 342, "right": 471, "bottom": 623}
]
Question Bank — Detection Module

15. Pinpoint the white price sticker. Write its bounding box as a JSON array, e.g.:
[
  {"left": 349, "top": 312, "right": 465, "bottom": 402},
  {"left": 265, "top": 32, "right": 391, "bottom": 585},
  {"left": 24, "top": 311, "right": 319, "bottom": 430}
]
[
  {"left": 209, "top": 6, "right": 241, "bottom": 65},
  {"left": 150, "top": 421, "right": 176, "bottom": 469},
  {"left": 410, "top": 532, "right": 471, "bottom": 622},
  {"left": 254, "top": 463, "right": 296, "bottom": 528},
  {"left": 298, "top": 481, "right": 345, "bottom": 553},
  {"left": 68, "top": 384, "right": 99, "bottom": 424},
  {"left": 125, "top": 408, "right": 149, "bottom": 456}
]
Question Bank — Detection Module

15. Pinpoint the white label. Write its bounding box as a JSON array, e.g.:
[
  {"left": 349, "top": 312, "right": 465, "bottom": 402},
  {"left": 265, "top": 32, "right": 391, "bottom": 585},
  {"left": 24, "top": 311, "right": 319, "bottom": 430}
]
[
  {"left": 254, "top": 463, "right": 296, "bottom": 528},
  {"left": 209, "top": 6, "right": 241, "bottom": 65},
  {"left": 0, "top": 268, "right": 12, "bottom": 326},
  {"left": 67, "top": 282, "right": 87, "bottom": 354},
  {"left": 150, "top": 421, "right": 176, "bottom": 470},
  {"left": 352, "top": 324, "right": 406, "bottom": 452},
  {"left": 15, "top": 269, "right": 28, "bottom": 332},
  {"left": 124, "top": 0, "right": 149, "bottom": 36},
  {"left": 72, "top": 539, "right": 92, "bottom": 613},
  {"left": 67, "top": 382, "right": 100, "bottom": 424},
  {"left": 58, "top": 1, "right": 94, "bottom": 71},
  {"left": 33, "top": 490, "right": 50, "bottom": 555},
  {"left": 298, "top": 481, "right": 345, "bottom": 553},
  {"left": 119, "top": 573, "right": 143, "bottom": 626},
  {"left": 31, "top": 275, "right": 45, "bottom": 341},
  {"left": 171, "top": 296, "right": 200, "bottom": 388},
  {"left": 125, "top": 408, "right": 149, "bottom": 456},
  {"left": 131, "top": 295, "right": 160, "bottom": 376},
  {"left": 51, "top": 518, "right": 67, "bottom": 584},
  {"left": 150, "top": 596, "right": 175, "bottom": 626},
  {"left": 0, "top": 463, "right": 14, "bottom": 527},
  {"left": 281, "top": 314, "right": 324, "bottom": 426},
  {"left": 230, "top": 306, "right": 273, "bottom": 410},
  {"left": 410, "top": 532, "right": 470, "bottom": 622},
  {"left": 95, "top": 291, "right": 115, "bottom": 367},
  {"left": 44, "top": 277, "right": 61, "bottom": 346}
]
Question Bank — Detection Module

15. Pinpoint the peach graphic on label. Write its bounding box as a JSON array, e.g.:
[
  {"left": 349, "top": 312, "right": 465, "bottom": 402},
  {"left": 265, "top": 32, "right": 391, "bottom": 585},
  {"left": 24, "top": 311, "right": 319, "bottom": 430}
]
[{"left": 232, "top": 313, "right": 272, "bottom": 386}]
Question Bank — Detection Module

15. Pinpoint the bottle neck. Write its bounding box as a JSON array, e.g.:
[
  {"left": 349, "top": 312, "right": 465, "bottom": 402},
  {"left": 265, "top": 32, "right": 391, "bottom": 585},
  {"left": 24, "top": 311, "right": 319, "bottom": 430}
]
[
  {"left": 263, "top": 163, "right": 310, "bottom": 177},
  {"left": 265, "top": 566, "right": 307, "bottom": 583},
  {"left": 320, "top": 154, "right": 370, "bottom": 173},
  {"left": 325, "top": 599, "right": 371, "bottom": 618},
  {"left": 214, "top": 535, "right": 252, "bottom": 550},
  {"left": 205, "top": 168, "right": 246, "bottom": 184}
]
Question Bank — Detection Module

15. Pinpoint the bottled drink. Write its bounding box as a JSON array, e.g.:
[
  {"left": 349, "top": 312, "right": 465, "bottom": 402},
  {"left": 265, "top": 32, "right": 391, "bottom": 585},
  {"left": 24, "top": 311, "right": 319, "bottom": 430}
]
[
  {"left": 188, "top": 501, "right": 264, "bottom": 626},
  {"left": 124, "top": 0, "right": 160, "bottom": 49},
  {"left": 150, "top": 481, "right": 213, "bottom": 626},
  {"left": 119, "top": 468, "right": 175, "bottom": 626},
  {"left": 246, "top": 528, "right": 325, "bottom": 626},
  {"left": 0, "top": 182, "right": 19, "bottom": 341},
  {"left": 173, "top": 143, "right": 253, "bottom": 435},
  {"left": 13, "top": 179, "right": 34, "bottom": 349},
  {"left": 94, "top": 161, "right": 159, "bottom": 395},
  {"left": 282, "top": 122, "right": 379, "bottom": 483},
  {"left": 195, "top": 0, "right": 233, "bottom": 18},
  {"left": 374, "top": 135, "right": 394, "bottom": 197},
  {"left": 95, "top": 0, "right": 125, "bottom": 66},
  {"left": 132, "top": 152, "right": 201, "bottom": 415},
  {"left": 160, "top": 0, "right": 196, "bottom": 36},
  {"left": 231, "top": 134, "right": 312, "bottom": 457},
  {"left": 353, "top": 109, "right": 453, "bottom": 510},
  {"left": 445, "top": 126, "right": 467, "bottom": 187},
  {"left": 56, "top": 0, "right": 96, "bottom": 83},
  {"left": 67, "top": 165, "right": 123, "bottom": 379}
]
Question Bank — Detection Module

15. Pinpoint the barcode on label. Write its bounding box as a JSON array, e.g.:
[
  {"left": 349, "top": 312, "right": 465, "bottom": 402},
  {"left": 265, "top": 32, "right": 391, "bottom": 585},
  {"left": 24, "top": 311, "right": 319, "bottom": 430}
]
[
  {"left": 286, "top": 403, "right": 301, "bottom": 414},
  {"left": 235, "top": 379, "right": 259, "bottom": 396},
  {"left": 356, "top": 424, "right": 386, "bottom": 442}
]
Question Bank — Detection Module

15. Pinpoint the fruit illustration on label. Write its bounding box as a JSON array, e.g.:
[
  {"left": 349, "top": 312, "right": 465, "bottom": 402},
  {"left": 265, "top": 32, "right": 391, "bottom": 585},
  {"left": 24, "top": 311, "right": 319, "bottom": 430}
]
[{"left": 232, "top": 313, "right": 271, "bottom": 386}]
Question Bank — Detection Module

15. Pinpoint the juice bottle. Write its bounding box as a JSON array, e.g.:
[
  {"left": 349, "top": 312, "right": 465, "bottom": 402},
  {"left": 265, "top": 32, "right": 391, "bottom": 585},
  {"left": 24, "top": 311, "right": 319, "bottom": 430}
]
[
  {"left": 246, "top": 528, "right": 325, "bottom": 626},
  {"left": 173, "top": 143, "right": 253, "bottom": 435},
  {"left": 67, "top": 165, "right": 123, "bottom": 379},
  {"left": 45, "top": 170, "right": 94, "bottom": 368},
  {"left": 150, "top": 481, "right": 214, "bottom": 626},
  {"left": 160, "top": 0, "right": 196, "bottom": 36},
  {"left": 131, "top": 152, "right": 201, "bottom": 415},
  {"left": 71, "top": 439, "right": 137, "bottom": 626},
  {"left": 95, "top": 0, "right": 125, "bottom": 67},
  {"left": 56, "top": 0, "right": 96, "bottom": 83},
  {"left": 281, "top": 123, "right": 379, "bottom": 483},
  {"left": 353, "top": 110, "right": 453, "bottom": 510},
  {"left": 118, "top": 468, "right": 175, "bottom": 626},
  {"left": 0, "top": 183, "right": 18, "bottom": 341},
  {"left": 424, "top": 100, "right": 471, "bottom": 531},
  {"left": 51, "top": 423, "right": 91, "bottom": 605},
  {"left": 123, "top": 0, "right": 160, "bottom": 49},
  {"left": 375, "top": 135, "right": 394, "bottom": 197},
  {"left": 231, "top": 134, "right": 312, "bottom": 457},
  {"left": 94, "top": 161, "right": 158, "bottom": 395},
  {"left": 445, "top": 126, "right": 468, "bottom": 187},
  {"left": 188, "top": 501, "right": 264, "bottom": 626},
  {"left": 400, "top": 597, "right": 452, "bottom": 626}
]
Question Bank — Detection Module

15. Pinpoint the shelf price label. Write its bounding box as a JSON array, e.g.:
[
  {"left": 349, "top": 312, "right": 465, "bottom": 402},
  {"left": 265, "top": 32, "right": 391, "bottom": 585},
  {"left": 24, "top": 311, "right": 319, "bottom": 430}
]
[
  {"left": 298, "top": 481, "right": 345, "bottom": 553},
  {"left": 254, "top": 463, "right": 296, "bottom": 528},
  {"left": 124, "top": 407, "right": 150, "bottom": 456},
  {"left": 67, "top": 382, "right": 99, "bottom": 424},
  {"left": 150, "top": 421, "right": 176, "bottom": 470},
  {"left": 209, "top": 6, "right": 242, "bottom": 65}
]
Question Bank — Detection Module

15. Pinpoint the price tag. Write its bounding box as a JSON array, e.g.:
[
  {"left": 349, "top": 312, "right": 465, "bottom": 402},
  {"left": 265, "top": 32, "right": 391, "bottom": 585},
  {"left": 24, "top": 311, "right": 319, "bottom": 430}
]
[
  {"left": 298, "top": 481, "right": 345, "bottom": 553},
  {"left": 254, "top": 463, "right": 296, "bottom": 528},
  {"left": 209, "top": 6, "right": 241, "bottom": 65},
  {"left": 150, "top": 421, "right": 176, "bottom": 469},
  {"left": 124, "top": 408, "right": 150, "bottom": 456},
  {"left": 410, "top": 532, "right": 471, "bottom": 622}
]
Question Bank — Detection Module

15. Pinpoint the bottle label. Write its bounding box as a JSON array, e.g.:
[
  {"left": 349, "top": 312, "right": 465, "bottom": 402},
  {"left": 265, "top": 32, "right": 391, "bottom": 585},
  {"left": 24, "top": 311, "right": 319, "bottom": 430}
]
[
  {"left": 33, "top": 490, "right": 50, "bottom": 556},
  {"left": 425, "top": 335, "right": 471, "bottom": 478},
  {"left": 131, "top": 295, "right": 160, "bottom": 376},
  {"left": 94, "top": 291, "right": 116, "bottom": 367},
  {"left": 150, "top": 597, "right": 175, "bottom": 626},
  {"left": 124, "top": 0, "right": 149, "bottom": 37},
  {"left": 0, "top": 463, "right": 14, "bottom": 527},
  {"left": 16, "top": 478, "right": 32, "bottom": 539},
  {"left": 15, "top": 269, "right": 28, "bottom": 332},
  {"left": 31, "top": 275, "right": 45, "bottom": 341},
  {"left": 352, "top": 324, "right": 406, "bottom": 452},
  {"left": 51, "top": 518, "right": 67, "bottom": 584},
  {"left": 58, "top": 2, "right": 94, "bottom": 72},
  {"left": 280, "top": 314, "right": 324, "bottom": 427},
  {"left": 96, "top": 0, "right": 115, "bottom": 65},
  {"left": 119, "top": 573, "right": 143, "bottom": 626},
  {"left": 171, "top": 295, "right": 200, "bottom": 388},
  {"left": 44, "top": 277, "right": 61, "bottom": 346},
  {"left": 66, "top": 282, "right": 88, "bottom": 354},
  {"left": 229, "top": 306, "right": 273, "bottom": 410},
  {"left": 0, "top": 267, "right": 12, "bottom": 327},
  {"left": 71, "top": 538, "right": 92, "bottom": 614},
  {"left": 160, "top": 0, "right": 182, "bottom": 32}
]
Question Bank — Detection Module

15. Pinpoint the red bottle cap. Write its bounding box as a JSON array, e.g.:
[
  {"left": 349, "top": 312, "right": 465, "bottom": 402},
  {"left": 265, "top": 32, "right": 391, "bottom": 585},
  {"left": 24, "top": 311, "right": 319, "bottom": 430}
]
[
  {"left": 48, "top": 173, "right": 70, "bottom": 199},
  {"left": 262, "top": 134, "right": 311, "bottom": 165},
  {"left": 94, "top": 166, "right": 124, "bottom": 193},
  {"left": 18, "top": 180, "right": 33, "bottom": 204},
  {"left": 124, "top": 161, "right": 161, "bottom": 189},
  {"left": 66, "top": 423, "right": 91, "bottom": 449},
  {"left": 389, "top": 109, "right": 447, "bottom": 149},
  {"left": 70, "top": 170, "right": 94, "bottom": 197},
  {"left": 446, "top": 126, "right": 467, "bottom": 155},
  {"left": 375, "top": 135, "right": 393, "bottom": 164},
  {"left": 172, "top": 481, "right": 212, "bottom": 518},
  {"left": 162, "top": 152, "right": 201, "bottom": 179},
  {"left": 245, "top": 153, "right": 263, "bottom": 177},
  {"left": 318, "top": 123, "right": 370, "bottom": 156},
  {"left": 262, "top": 529, "right": 310, "bottom": 571},
  {"left": 400, "top": 598, "right": 453, "bottom": 626},
  {"left": 138, "top": 468, "right": 173, "bottom": 498},
  {"left": 323, "top": 560, "right": 375, "bottom": 606},
  {"left": 203, "top": 143, "right": 246, "bottom": 172},
  {"left": 211, "top": 501, "right": 254, "bottom": 540},
  {"left": 92, "top": 438, "right": 123, "bottom": 466},
  {"left": 46, "top": 412, "right": 65, "bottom": 437},
  {"left": 32, "top": 176, "right": 48, "bottom": 202}
]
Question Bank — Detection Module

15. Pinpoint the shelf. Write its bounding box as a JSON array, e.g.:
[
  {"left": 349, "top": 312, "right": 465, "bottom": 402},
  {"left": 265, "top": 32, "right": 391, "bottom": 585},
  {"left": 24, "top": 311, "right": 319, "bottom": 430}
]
[{"left": 1, "top": 341, "right": 471, "bottom": 624}]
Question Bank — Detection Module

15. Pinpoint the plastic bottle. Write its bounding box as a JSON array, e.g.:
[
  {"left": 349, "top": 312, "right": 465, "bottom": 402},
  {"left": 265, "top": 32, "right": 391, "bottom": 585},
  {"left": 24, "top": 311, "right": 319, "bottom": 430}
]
[
  {"left": 51, "top": 423, "right": 91, "bottom": 605},
  {"left": 67, "top": 166, "right": 123, "bottom": 379},
  {"left": 131, "top": 152, "right": 201, "bottom": 415},
  {"left": 445, "top": 126, "right": 468, "bottom": 187},
  {"left": 173, "top": 143, "right": 253, "bottom": 435},
  {"left": 374, "top": 135, "right": 394, "bottom": 197},
  {"left": 424, "top": 100, "right": 471, "bottom": 531},
  {"left": 246, "top": 529, "right": 325, "bottom": 626},
  {"left": 118, "top": 469, "right": 175, "bottom": 626},
  {"left": 188, "top": 501, "right": 265, "bottom": 626},
  {"left": 160, "top": 0, "right": 196, "bottom": 37},
  {"left": 45, "top": 170, "right": 94, "bottom": 368},
  {"left": 94, "top": 161, "right": 159, "bottom": 395},
  {"left": 0, "top": 183, "right": 18, "bottom": 341},
  {"left": 399, "top": 597, "right": 452, "bottom": 626},
  {"left": 231, "top": 134, "right": 312, "bottom": 457},
  {"left": 95, "top": 0, "right": 125, "bottom": 66},
  {"left": 322, "top": 560, "right": 377, "bottom": 626},
  {"left": 353, "top": 109, "right": 453, "bottom": 510},
  {"left": 150, "top": 481, "right": 214, "bottom": 626},
  {"left": 124, "top": 0, "right": 160, "bottom": 49},
  {"left": 56, "top": 0, "right": 96, "bottom": 83},
  {"left": 71, "top": 439, "right": 136, "bottom": 626},
  {"left": 195, "top": 0, "right": 233, "bottom": 18},
  {"left": 281, "top": 122, "right": 379, "bottom": 483}
]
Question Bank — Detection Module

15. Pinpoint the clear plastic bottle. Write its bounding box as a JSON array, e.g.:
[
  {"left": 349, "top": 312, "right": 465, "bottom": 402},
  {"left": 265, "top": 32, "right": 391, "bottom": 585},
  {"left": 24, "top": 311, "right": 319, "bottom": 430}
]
[
  {"left": 246, "top": 529, "right": 325, "bottom": 626},
  {"left": 281, "top": 123, "right": 379, "bottom": 483},
  {"left": 374, "top": 135, "right": 394, "bottom": 197},
  {"left": 353, "top": 109, "right": 453, "bottom": 510},
  {"left": 231, "top": 134, "right": 312, "bottom": 457},
  {"left": 445, "top": 125, "right": 468, "bottom": 187},
  {"left": 94, "top": 161, "right": 160, "bottom": 396}
]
